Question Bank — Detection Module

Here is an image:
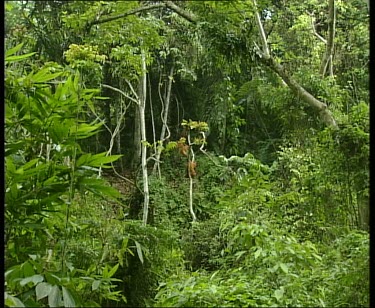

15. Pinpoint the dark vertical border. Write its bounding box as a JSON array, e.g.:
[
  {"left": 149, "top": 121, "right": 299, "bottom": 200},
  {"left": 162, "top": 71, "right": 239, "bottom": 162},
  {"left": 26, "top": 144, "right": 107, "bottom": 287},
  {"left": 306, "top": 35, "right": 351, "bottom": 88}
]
[
  {"left": 369, "top": 0, "right": 374, "bottom": 307},
  {"left": 1, "top": 0, "right": 6, "bottom": 305}
]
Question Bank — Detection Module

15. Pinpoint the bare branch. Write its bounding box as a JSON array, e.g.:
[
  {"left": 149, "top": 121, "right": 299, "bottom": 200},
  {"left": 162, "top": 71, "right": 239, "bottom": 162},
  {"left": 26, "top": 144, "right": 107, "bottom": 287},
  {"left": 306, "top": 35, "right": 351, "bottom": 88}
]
[
  {"left": 86, "top": 1, "right": 197, "bottom": 30},
  {"left": 101, "top": 84, "right": 139, "bottom": 104},
  {"left": 87, "top": 3, "right": 166, "bottom": 28},
  {"left": 252, "top": 0, "right": 270, "bottom": 58},
  {"left": 307, "top": 11, "right": 327, "bottom": 44}
]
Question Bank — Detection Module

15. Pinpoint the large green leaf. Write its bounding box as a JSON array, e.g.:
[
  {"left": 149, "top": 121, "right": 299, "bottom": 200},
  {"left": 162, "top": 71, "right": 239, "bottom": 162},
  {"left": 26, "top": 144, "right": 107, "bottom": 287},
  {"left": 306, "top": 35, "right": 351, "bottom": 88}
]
[
  {"left": 62, "top": 286, "right": 76, "bottom": 307},
  {"left": 87, "top": 152, "right": 123, "bottom": 168},
  {"left": 5, "top": 292, "right": 25, "bottom": 308},
  {"left": 20, "top": 274, "right": 44, "bottom": 287},
  {"left": 69, "top": 122, "right": 102, "bottom": 139},
  {"left": 48, "top": 285, "right": 62, "bottom": 308},
  {"left": 22, "top": 158, "right": 40, "bottom": 171},
  {"left": 77, "top": 178, "right": 122, "bottom": 199},
  {"left": 6, "top": 53, "right": 37, "bottom": 63},
  {"left": 5, "top": 43, "right": 24, "bottom": 57},
  {"left": 75, "top": 153, "right": 92, "bottom": 167},
  {"left": 21, "top": 261, "right": 35, "bottom": 277},
  {"left": 36, "top": 282, "right": 53, "bottom": 300},
  {"left": 30, "top": 68, "right": 62, "bottom": 83}
]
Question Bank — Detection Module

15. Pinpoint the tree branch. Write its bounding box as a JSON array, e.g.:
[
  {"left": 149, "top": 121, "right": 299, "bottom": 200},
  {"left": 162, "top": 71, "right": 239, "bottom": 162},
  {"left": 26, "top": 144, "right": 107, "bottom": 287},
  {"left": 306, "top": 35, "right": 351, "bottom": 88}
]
[
  {"left": 86, "top": 1, "right": 197, "bottom": 31},
  {"left": 86, "top": 3, "right": 166, "bottom": 28},
  {"left": 252, "top": 0, "right": 270, "bottom": 58},
  {"left": 101, "top": 84, "right": 139, "bottom": 105},
  {"left": 164, "top": 1, "right": 197, "bottom": 23},
  {"left": 260, "top": 56, "right": 337, "bottom": 128},
  {"left": 307, "top": 11, "right": 327, "bottom": 44}
]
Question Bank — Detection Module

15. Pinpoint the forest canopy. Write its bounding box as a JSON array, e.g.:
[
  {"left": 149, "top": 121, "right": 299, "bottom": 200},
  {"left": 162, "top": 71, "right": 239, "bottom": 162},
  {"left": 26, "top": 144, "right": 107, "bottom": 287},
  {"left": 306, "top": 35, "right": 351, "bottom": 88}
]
[{"left": 5, "top": 1, "right": 369, "bottom": 307}]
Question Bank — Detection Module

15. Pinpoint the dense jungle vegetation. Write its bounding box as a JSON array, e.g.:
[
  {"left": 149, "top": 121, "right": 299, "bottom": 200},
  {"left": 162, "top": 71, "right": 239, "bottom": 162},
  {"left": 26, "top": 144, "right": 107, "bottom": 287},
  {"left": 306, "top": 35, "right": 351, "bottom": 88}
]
[{"left": 5, "top": 1, "right": 369, "bottom": 307}]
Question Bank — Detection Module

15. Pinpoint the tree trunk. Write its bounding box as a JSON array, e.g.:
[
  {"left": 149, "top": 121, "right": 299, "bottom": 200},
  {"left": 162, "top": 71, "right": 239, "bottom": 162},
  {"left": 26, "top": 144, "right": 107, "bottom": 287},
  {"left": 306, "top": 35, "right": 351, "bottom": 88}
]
[
  {"left": 320, "top": 0, "right": 336, "bottom": 77},
  {"left": 187, "top": 132, "right": 197, "bottom": 222},
  {"left": 357, "top": 192, "right": 369, "bottom": 231},
  {"left": 132, "top": 107, "right": 141, "bottom": 169},
  {"left": 139, "top": 50, "right": 150, "bottom": 226},
  {"left": 153, "top": 64, "right": 175, "bottom": 176},
  {"left": 102, "top": 63, "right": 113, "bottom": 151}
]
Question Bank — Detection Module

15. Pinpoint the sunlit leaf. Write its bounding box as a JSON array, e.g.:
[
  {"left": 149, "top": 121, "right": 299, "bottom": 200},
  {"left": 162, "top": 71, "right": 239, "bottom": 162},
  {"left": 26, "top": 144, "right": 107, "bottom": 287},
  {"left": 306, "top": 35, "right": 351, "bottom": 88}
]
[
  {"left": 107, "top": 263, "right": 119, "bottom": 278},
  {"left": 36, "top": 282, "right": 53, "bottom": 300},
  {"left": 48, "top": 285, "right": 62, "bottom": 307},
  {"left": 92, "top": 280, "right": 101, "bottom": 291},
  {"left": 6, "top": 53, "right": 37, "bottom": 63},
  {"left": 6, "top": 43, "right": 24, "bottom": 57},
  {"left": 273, "top": 287, "right": 284, "bottom": 301},
  {"left": 279, "top": 263, "right": 289, "bottom": 274},
  {"left": 20, "top": 274, "right": 44, "bottom": 287},
  {"left": 31, "top": 68, "right": 62, "bottom": 83},
  {"left": 135, "top": 241, "right": 144, "bottom": 264}
]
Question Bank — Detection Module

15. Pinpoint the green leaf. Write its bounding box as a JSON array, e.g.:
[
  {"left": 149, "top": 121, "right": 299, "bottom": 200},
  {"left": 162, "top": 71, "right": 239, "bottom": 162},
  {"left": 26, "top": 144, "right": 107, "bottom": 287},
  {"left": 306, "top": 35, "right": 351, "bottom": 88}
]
[
  {"left": 6, "top": 53, "right": 37, "bottom": 62},
  {"left": 22, "top": 158, "right": 40, "bottom": 170},
  {"left": 73, "top": 74, "right": 80, "bottom": 92},
  {"left": 48, "top": 119, "right": 72, "bottom": 144},
  {"left": 36, "top": 282, "right": 53, "bottom": 300},
  {"left": 45, "top": 273, "right": 61, "bottom": 285},
  {"left": 92, "top": 280, "right": 101, "bottom": 291},
  {"left": 254, "top": 248, "right": 262, "bottom": 260},
  {"left": 312, "top": 253, "right": 322, "bottom": 261},
  {"left": 76, "top": 154, "right": 92, "bottom": 167},
  {"left": 62, "top": 286, "right": 76, "bottom": 307},
  {"left": 279, "top": 263, "right": 289, "bottom": 274},
  {"left": 107, "top": 263, "right": 119, "bottom": 278},
  {"left": 5, "top": 142, "right": 26, "bottom": 157},
  {"left": 48, "top": 285, "right": 62, "bottom": 308},
  {"left": 31, "top": 68, "right": 62, "bottom": 83},
  {"left": 20, "top": 274, "right": 44, "bottom": 286},
  {"left": 134, "top": 241, "right": 144, "bottom": 264},
  {"left": 70, "top": 122, "right": 102, "bottom": 139},
  {"left": 88, "top": 153, "right": 123, "bottom": 168},
  {"left": 6, "top": 43, "right": 24, "bottom": 57},
  {"left": 21, "top": 261, "right": 35, "bottom": 277},
  {"left": 5, "top": 292, "right": 25, "bottom": 308},
  {"left": 273, "top": 287, "right": 284, "bottom": 301},
  {"left": 78, "top": 178, "right": 121, "bottom": 199}
]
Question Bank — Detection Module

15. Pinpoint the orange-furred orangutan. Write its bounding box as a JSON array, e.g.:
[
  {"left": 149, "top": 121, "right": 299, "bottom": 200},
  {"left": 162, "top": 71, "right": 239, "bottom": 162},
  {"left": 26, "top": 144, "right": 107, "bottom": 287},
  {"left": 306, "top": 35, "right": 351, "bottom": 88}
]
[
  {"left": 177, "top": 142, "right": 189, "bottom": 157},
  {"left": 188, "top": 160, "right": 197, "bottom": 177}
]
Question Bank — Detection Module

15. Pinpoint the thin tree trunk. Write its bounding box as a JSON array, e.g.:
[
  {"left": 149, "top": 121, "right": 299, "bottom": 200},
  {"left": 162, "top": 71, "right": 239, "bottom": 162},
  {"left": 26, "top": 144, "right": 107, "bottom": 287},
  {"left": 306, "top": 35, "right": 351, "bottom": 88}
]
[
  {"left": 187, "top": 132, "right": 197, "bottom": 222},
  {"left": 153, "top": 64, "right": 175, "bottom": 176},
  {"left": 132, "top": 107, "right": 141, "bottom": 169},
  {"left": 139, "top": 50, "right": 150, "bottom": 226},
  {"left": 148, "top": 74, "right": 158, "bottom": 178},
  {"left": 320, "top": 0, "right": 336, "bottom": 77},
  {"left": 357, "top": 192, "right": 369, "bottom": 231}
]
